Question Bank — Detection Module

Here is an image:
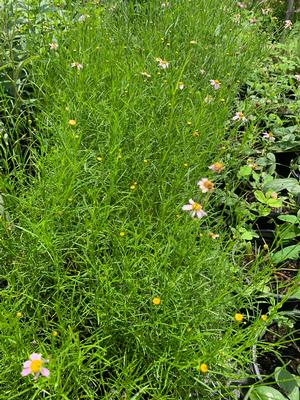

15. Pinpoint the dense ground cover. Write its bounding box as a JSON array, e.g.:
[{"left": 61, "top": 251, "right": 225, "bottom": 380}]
[{"left": 0, "top": 1, "right": 299, "bottom": 399}]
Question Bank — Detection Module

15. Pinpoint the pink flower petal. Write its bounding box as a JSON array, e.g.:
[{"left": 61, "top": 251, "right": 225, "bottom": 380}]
[
  {"left": 21, "top": 368, "right": 31, "bottom": 377},
  {"left": 182, "top": 205, "right": 192, "bottom": 211},
  {"left": 30, "top": 353, "right": 42, "bottom": 360},
  {"left": 41, "top": 368, "right": 50, "bottom": 377},
  {"left": 23, "top": 360, "right": 31, "bottom": 368}
]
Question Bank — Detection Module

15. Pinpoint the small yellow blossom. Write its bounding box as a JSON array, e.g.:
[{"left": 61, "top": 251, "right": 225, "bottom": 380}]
[
  {"left": 16, "top": 312, "right": 23, "bottom": 318},
  {"left": 143, "top": 159, "right": 148, "bottom": 164},
  {"left": 119, "top": 231, "right": 126, "bottom": 237},
  {"left": 183, "top": 163, "right": 188, "bottom": 168},
  {"left": 261, "top": 314, "right": 268, "bottom": 321},
  {"left": 263, "top": 243, "right": 269, "bottom": 250},
  {"left": 68, "top": 119, "right": 76, "bottom": 126},
  {"left": 199, "top": 363, "right": 209, "bottom": 373},
  {"left": 187, "top": 121, "right": 192, "bottom": 126},
  {"left": 152, "top": 297, "right": 161, "bottom": 305},
  {"left": 96, "top": 156, "right": 103, "bottom": 161},
  {"left": 130, "top": 182, "right": 137, "bottom": 191},
  {"left": 234, "top": 313, "right": 244, "bottom": 322},
  {"left": 190, "top": 40, "right": 197, "bottom": 45},
  {"left": 52, "top": 331, "right": 59, "bottom": 337},
  {"left": 192, "top": 131, "right": 199, "bottom": 137}
]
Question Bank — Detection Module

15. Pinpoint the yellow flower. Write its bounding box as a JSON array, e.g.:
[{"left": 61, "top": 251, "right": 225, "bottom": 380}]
[
  {"left": 130, "top": 182, "right": 137, "bottom": 191},
  {"left": 192, "top": 131, "right": 199, "bottom": 137},
  {"left": 119, "top": 231, "right": 126, "bottom": 237},
  {"left": 52, "top": 330, "right": 59, "bottom": 337},
  {"left": 261, "top": 314, "right": 268, "bottom": 321},
  {"left": 68, "top": 119, "right": 76, "bottom": 126},
  {"left": 199, "top": 363, "right": 209, "bottom": 373},
  {"left": 16, "top": 312, "right": 23, "bottom": 318},
  {"left": 190, "top": 40, "right": 197, "bottom": 45},
  {"left": 143, "top": 159, "right": 148, "bottom": 164},
  {"left": 152, "top": 297, "right": 161, "bottom": 305},
  {"left": 234, "top": 313, "right": 244, "bottom": 322},
  {"left": 96, "top": 156, "right": 103, "bottom": 161}
]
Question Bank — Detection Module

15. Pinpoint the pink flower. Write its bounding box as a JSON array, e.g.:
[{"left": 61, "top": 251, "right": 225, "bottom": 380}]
[
  {"left": 295, "top": 75, "right": 300, "bottom": 82},
  {"left": 237, "top": 2, "right": 246, "bottom": 9},
  {"left": 182, "top": 199, "right": 207, "bottom": 219},
  {"left": 71, "top": 62, "right": 83, "bottom": 70},
  {"left": 49, "top": 42, "right": 58, "bottom": 50},
  {"left": 156, "top": 58, "right": 169, "bottom": 69},
  {"left": 210, "top": 79, "right": 221, "bottom": 90},
  {"left": 232, "top": 112, "right": 247, "bottom": 122},
  {"left": 208, "top": 162, "right": 224, "bottom": 173},
  {"left": 21, "top": 353, "right": 50, "bottom": 380},
  {"left": 197, "top": 178, "right": 214, "bottom": 193},
  {"left": 284, "top": 20, "right": 292, "bottom": 30},
  {"left": 262, "top": 131, "right": 275, "bottom": 141}
]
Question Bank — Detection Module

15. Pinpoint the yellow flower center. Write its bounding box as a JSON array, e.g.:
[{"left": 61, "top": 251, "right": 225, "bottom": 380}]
[
  {"left": 214, "top": 80, "right": 220, "bottom": 84},
  {"left": 213, "top": 162, "right": 224, "bottom": 171},
  {"left": 234, "top": 313, "right": 244, "bottom": 322},
  {"left": 203, "top": 180, "right": 214, "bottom": 190},
  {"left": 191, "top": 202, "right": 202, "bottom": 212},
  {"left": 30, "top": 359, "right": 42, "bottom": 373},
  {"left": 238, "top": 112, "right": 244, "bottom": 118}
]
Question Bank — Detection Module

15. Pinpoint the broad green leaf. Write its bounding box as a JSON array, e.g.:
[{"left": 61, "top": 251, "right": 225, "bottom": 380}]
[
  {"left": 266, "top": 198, "right": 283, "bottom": 208},
  {"left": 275, "top": 367, "right": 299, "bottom": 400},
  {"left": 249, "top": 386, "right": 288, "bottom": 400},
  {"left": 277, "top": 215, "right": 299, "bottom": 224},
  {"left": 254, "top": 190, "right": 266, "bottom": 203},
  {"left": 264, "top": 179, "right": 300, "bottom": 195},
  {"left": 238, "top": 165, "right": 252, "bottom": 178},
  {"left": 271, "top": 244, "right": 300, "bottom": 263},
  {"left": 241, "top": 231, "right": 254, "bottom": 240}
]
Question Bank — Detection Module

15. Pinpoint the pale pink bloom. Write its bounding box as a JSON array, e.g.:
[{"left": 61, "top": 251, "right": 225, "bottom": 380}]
[
  {"left": 232, "top": 112, "right": 247, "bottom": 122},
  {"left": 182, "top": 199, "right": 207, "bottom": 219},
  {"left": 71, "top": 62, "right": 83, "bottom": 70},
  {"left": 284, "top": 20, "right": 292, "bottom": 30},
  {"left": 156, "top": 58, "right": 169, "bottom": 69},
  {"left": 237, "top": 2, "right": 246, "bottom": 9},
  {"left": 21, "top": 353, "right": 49, "bottom": 381},
  {"left": 262, "top": 131, "right": 275, "bottom": 141},
  {"left": 49, "top": 42, "right": 58, "bottom": 50},
  {"left": 295, "top": 75, "right": 300, "bottom": 82},
  {"left": 197, "top": 178, "right": 214, "bottom": 193},
  {"left": 208, "top": 162, "right": 224, "bottom": 173},
  {"left": 249, "top": 17, "right": 257, "bottom": 24},
  {"left": 210, "top": 79, "right": 221, "bottom": 90}
]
